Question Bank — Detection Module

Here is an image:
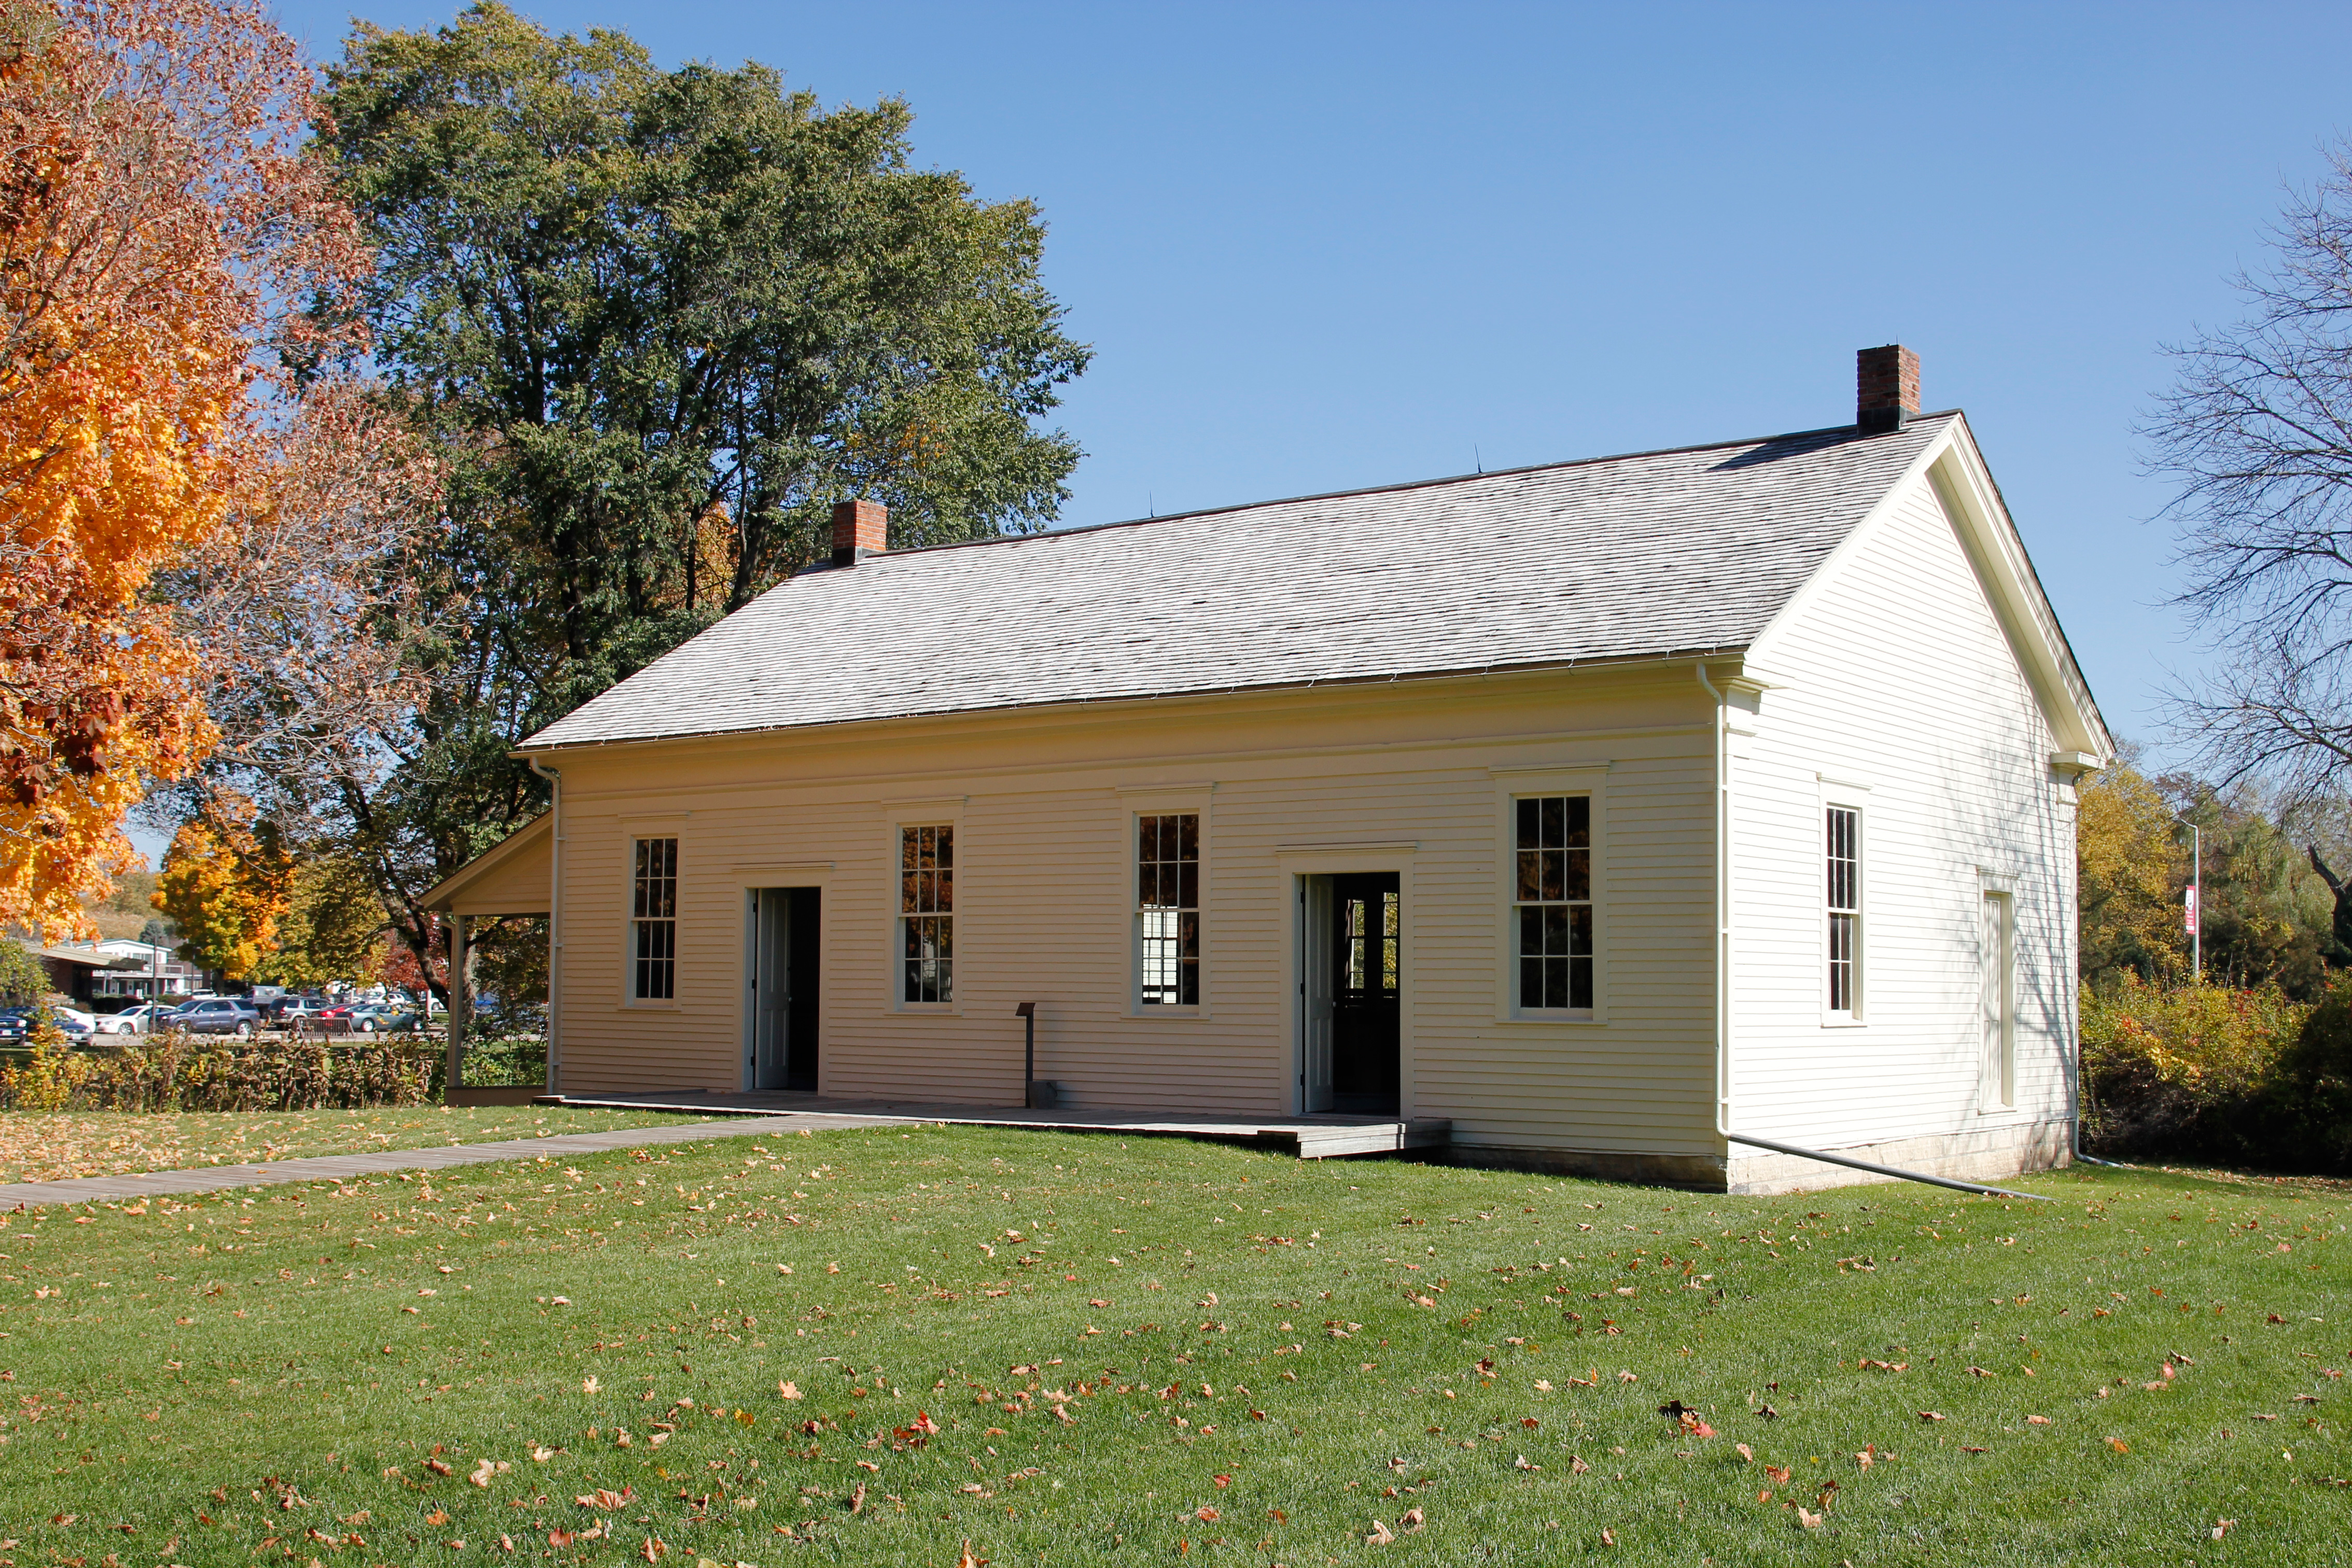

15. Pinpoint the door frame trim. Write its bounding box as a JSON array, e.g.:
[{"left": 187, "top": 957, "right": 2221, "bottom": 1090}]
[
  {"left": 736, "top": 866, "right": 836, "bottom": 1095},
  {"left": 1276, "top": 845, "right": 1418, "bottom": 1118}
]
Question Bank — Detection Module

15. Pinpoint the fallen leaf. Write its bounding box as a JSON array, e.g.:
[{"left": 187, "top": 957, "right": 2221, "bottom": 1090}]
[
  {"left": 1366, "top": 1518, "right": 1395, "bottom": 1546},
  {"left": 583, "top": 1377, "right": 600, "bottom": 1395},
  {"left": 2026, "top": 1415, "right": 2052, "bottom": 1425},
  {"left": 1736, "top": 1443, "right": 1754, "bottom": 1462},
  {"left": 531, "top": 1446, "right": 556, "bottom": 1463},
  {"left": 1571, "top": 1455, "right": 1590, "bottom": 1475},
  {"left": 469, "top": 1459, "right": 510, "bottom": 1488},
  {"left": 2107, "top": 1438, "right": 2130, "bottom": 1453},
  {"left": 1763, "top": 1465, "right": 1791, "bottom": 1486},
  {"left": 426, "top": 1460, "right": 454, "bottom": 1477},
  {"left": 778, "top": 1381, "right": 802, "bottom": 1401},
  {"left": 1195, "top": 1507, "right": 1219, "bottom": 1522},
  {"left": 1600, "top": 1527, "right": 1617, "bottom": 1546},
  {"left": 1213, "top": 1475, "right": 1231, "bottom": 1489},
  {"left": 1400, "top": 1507, "right": 1425, "bottom": 1534},
  {"left": 2213, "top": 1519, "right": 2236, "bottom": 1540},
  {"left": 1917, "top": 1411, "right": 1945, "bottom": 1423},
  {"left": 955, "top": 1543, "right": 989, "bottom": 1568},
  {"left": 1796, "top": 1507, "right": 1824, "bottom": 1530},
  {"left": 849, "top": 1482, "right": 865, "bottom": 1515}
]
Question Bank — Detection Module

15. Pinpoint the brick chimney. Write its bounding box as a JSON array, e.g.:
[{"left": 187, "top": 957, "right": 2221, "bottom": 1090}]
[
  {"left": 1856, "top": 345, "right": 1920, "bottom": 435},
  {"left": 830, "top": 498, "right": 887, "bottom": 567}
]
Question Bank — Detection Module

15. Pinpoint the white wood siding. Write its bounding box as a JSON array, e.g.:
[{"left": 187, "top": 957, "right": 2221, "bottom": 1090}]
[
  {"left": 546, "top": 670, "right": 1721, "bottom": 1159},
  {"left": 1732, "top": 471, "right": 2076, "bottom": 1150}
]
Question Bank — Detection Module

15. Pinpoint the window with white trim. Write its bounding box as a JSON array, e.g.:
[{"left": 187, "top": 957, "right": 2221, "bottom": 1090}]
[
  {"left": 1513, "top": 794, "right": 1592, "bottom": 1010},
  {"left": 1826, "top": 806, "right": 1860, "bottom": 1016},
  {"left": 631, "top": 836, "right": 678, "bottom": 1000},
  {"left": 1137, "top": 813, "right": 1200, "bottom": 1005},
  {"left": 899, "top": 824, "right": 953, "bottom": 1003}
]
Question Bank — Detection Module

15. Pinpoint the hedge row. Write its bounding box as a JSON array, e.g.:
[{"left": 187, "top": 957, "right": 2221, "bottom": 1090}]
[
  {"left": 2082, "top": 975, "right": 2352, "bottom": 1172},
  {"left": 0, "top": 1027, "right": 437, "bottom": 1113}
]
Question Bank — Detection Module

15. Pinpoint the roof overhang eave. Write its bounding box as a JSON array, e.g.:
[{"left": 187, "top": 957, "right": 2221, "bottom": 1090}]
[{"left": 508, "top": 642, "right": 1761, "bottom": 762}]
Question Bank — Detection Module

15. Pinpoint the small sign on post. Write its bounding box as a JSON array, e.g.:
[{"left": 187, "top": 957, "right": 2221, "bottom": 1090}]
[{"left": 2183, "top": 884, "right": 2199, "bottom": 935}]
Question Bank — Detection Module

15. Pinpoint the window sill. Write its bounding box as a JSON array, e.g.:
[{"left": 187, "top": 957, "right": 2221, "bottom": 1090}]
[
  {"left": 1125, "top": 1005, "right": 1212, "bottom": 1021},
  {"left": 1819, "top": 1015, "right": 1867, "bottom": 1029},
  {"left": 1496, "top": 1010, "right": 1601, "bottom": 1025},
  {"left": 618, "top": 1001, "right": 680, "bottom": 1013}
]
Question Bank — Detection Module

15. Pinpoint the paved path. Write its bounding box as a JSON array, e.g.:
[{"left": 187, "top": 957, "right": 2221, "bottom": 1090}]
[{"left": 0, "top": 1111, "right": 910, "bottom": 1209}]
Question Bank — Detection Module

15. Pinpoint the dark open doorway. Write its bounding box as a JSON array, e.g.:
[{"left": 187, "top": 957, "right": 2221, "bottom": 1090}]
[
  {"left": 751, "top": 887, "right": 820, "bottom": 1091},
  {"left": 1327, "top": 872, "right": 1400, "bottom": 1115}
]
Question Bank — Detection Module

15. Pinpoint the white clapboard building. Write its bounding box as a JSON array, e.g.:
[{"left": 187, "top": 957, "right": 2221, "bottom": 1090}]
[{"left": 427, "top": 347, "right": 2109, "bottom": 1192}]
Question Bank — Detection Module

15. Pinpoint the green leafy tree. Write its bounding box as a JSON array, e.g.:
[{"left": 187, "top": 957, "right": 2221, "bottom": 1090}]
[
  {"left": 252, "top": 857, "right": 385, "bottom": 989},
  {"left": 2078, "top": 755, "right": 2189, "bottom": 989},
  {"left": 260, "top": 3, "right": 1090, "bottom": 993}
]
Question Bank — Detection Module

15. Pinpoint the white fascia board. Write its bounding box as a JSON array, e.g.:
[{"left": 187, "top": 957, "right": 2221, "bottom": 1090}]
[{"left": 1744, "top": 415, "right": 2111, "bottom": 762}]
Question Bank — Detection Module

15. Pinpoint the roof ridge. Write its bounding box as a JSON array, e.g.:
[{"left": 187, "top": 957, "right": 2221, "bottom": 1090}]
[{"left": 858, "top": 409, "right": 1963, "bottom": 566}]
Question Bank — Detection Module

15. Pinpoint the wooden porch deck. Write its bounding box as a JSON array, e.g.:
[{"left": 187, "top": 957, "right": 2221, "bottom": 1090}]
[{"left": 533, "top": 1089, "right": 1449, "bottom": 1160}]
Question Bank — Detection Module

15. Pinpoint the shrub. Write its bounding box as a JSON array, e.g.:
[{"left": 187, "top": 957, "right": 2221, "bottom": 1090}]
[
  {"left": 2079, "top": 975, "right": 2306, "bottom": 1163},
  {"left": 2270, "top": 984, "right": 2352, "bottom": 1172},
  {"left": 0, "top": 1030, "right": 436, "bottom": 1113},
  {"left": 457, "top": 1034, "right": 547, "bottom": 1089}
]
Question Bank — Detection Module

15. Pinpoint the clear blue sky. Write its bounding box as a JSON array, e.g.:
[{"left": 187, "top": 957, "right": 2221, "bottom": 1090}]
[{"left": 141, "top": 1, "right": 2352, "bottom": 861}]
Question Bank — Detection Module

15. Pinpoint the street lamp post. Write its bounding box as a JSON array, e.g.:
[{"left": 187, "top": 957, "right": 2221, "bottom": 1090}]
[{"left": 2181, "top": 820, "right": 2202, "bottom": 981}]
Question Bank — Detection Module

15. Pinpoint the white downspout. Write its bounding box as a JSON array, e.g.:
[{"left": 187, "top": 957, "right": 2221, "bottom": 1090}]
[
  {"left": 1695, "top": 663, "right": 1734, "bottom": 1152},
  {"left": 528, "top": 757, "right": 564, "bottom": 1095}
]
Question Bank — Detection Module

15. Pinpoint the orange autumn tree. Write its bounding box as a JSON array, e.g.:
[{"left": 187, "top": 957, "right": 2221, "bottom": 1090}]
[
  {"left": 153, "top": 790, "right": 293, "bottom": 978},
  {"left": 0, "top": 0, "right": 363, "bottom": 938}
]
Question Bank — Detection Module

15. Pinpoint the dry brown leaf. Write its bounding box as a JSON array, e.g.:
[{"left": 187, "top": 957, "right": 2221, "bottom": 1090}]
[
  {"left": 778, "top": 1381, "right": 801, "bottom": 1401},
  {"left": 1796, "top": 1507, "right": 1824, "bottom": 1530},
  {"left": 1762, "top": 1465, "right": 1791, "bottom": 1486},
  {"left": 1366, "top": 1518, "right": 1395, "bottom": 1545},
  {"left": 954, "top": 1543, "right": 988, "bottom": 1568}
]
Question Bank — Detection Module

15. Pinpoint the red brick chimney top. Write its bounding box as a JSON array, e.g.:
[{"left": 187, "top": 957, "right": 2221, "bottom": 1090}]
[
  {"left": 831, "top": 499, "right": 887, "bottom": 566},
  {"left": 1856, "top": 345, "right": 1920, "bottom": 435}
]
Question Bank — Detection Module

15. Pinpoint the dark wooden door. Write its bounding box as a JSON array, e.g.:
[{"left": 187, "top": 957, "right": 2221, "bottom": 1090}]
[
  {"left": 1329, "top": 873, "right": 1399, "bottom": 1115},
  {"left": 754, "top": 888, "right": 821, "bottom": 1093}
]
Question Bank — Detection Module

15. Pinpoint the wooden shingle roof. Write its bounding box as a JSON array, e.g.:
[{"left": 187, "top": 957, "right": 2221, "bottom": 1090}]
[{"left": 524, "top": 413, "right": 1957, "bottom": 750}]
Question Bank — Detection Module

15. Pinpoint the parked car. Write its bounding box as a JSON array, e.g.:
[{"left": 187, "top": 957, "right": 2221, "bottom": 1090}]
[
  {"left": 278, "top": 999, "right": 341, "bottom": 1032},
  {"left": 0, "top": 1007, "right": 91, "bottom": 1042},
  {"left": 171, "top": 998, "right": 264, "bottom": 1037},
  {"left": 105, "top": 1003, "right": 182, "bottom": 1034}
]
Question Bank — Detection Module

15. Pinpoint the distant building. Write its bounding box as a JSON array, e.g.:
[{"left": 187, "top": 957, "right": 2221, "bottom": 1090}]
[{"left": 34, "top": 939, "right": 208, "bottom": 1005}]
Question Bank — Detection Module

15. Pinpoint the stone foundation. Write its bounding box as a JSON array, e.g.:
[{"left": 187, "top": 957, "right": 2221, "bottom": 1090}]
[{"left": 1443, "top": 1119, "right": 2074, "bottom": 1195}]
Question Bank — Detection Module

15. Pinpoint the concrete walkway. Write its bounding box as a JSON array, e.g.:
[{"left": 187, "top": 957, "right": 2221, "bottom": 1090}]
[{"left": 0, "top": 1110, "right": 910, "bottom": 1209}]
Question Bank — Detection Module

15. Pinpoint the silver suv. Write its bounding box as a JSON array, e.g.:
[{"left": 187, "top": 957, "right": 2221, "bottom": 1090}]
[{"left": 172, "top": 998, "right": 263, "bottom": 1037}]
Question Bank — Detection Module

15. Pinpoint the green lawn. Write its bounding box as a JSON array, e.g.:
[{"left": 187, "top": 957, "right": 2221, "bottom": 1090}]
[
  {"left": 0, "top": 1107, "right": 721, "bottom": 1185},
  {"left": 0, "top": 1126, "right": 2342, "bottom": 1566}
]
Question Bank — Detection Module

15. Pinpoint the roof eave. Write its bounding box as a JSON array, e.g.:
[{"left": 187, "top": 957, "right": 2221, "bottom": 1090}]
[{"left": 512, "top": 642, "right": 1760, "bottom": 761}]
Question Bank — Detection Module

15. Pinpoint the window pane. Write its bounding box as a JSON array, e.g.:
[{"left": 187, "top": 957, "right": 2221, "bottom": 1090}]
[
  {"left": 936, "top": 825, "right": 954, "bottom": 868},
  {"left": 1511, "top": 799, "right": 1593, "bottom": 1011},
  {"left": 1562, "top": 847, "right": 1590, "bottom": 902},
  {"left": 1138, "top": 813, "right": 1201, "bottom": 1003}
]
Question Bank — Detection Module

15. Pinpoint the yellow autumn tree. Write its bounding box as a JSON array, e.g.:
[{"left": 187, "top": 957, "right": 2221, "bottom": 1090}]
[
  {"left": 153, "top": 793, "right": 295, "bottom": 979},
  {"left": 0, "top": 0, "right": 363, "bottom": 938},
  {"left": 2079, "top": 756, "right": 2189, "bottom": 988}
]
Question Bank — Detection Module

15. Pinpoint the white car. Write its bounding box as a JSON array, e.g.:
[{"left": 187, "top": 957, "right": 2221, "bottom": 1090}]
[
  {"left": 52, "top": 1006, "right": 104, "bottom": 1034},
  {"left": 96, "top": 1003, "right": 176, "bottom": 1035}
]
